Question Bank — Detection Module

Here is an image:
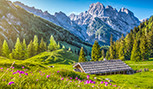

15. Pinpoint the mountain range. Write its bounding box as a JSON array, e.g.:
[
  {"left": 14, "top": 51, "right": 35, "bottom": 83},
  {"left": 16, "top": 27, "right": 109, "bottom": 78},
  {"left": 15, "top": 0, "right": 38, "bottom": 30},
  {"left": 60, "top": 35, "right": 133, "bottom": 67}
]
[{"left": 14, "top": 2, "right": 140, "bottom": 45}]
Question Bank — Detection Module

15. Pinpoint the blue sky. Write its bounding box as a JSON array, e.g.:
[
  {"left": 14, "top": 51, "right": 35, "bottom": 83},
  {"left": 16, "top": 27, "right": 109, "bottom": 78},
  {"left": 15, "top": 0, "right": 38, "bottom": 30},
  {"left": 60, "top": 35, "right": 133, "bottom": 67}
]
[{"left": 10, "top": 0, "right": 153, "bottom": 20}]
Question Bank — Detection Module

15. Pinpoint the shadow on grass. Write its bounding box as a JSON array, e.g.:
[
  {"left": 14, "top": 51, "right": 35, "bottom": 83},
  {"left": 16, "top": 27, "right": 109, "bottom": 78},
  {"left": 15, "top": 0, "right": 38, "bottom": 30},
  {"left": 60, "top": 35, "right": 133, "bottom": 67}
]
[{"left": 148, "top": 58, "right": 153, "bottom": 61}]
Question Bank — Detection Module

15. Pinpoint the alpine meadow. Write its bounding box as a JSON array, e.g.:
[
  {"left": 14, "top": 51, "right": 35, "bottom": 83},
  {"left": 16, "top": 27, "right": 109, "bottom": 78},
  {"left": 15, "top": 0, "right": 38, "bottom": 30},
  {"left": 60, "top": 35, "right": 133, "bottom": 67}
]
[{"left": 0, "top": 0, "right": 153, "bottom": 89}]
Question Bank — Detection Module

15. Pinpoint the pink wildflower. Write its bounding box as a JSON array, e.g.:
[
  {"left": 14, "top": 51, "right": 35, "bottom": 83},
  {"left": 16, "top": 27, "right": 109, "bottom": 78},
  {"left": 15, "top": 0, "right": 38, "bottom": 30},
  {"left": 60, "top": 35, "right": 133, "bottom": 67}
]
[
  {"left": 89, "top": 80, "right": 92, "bottom": 83},
  {"left": 105, "top": 84, "right": 108, "bottom": 86},
  {"left": 25, "top": 73, "right": 28, "bottom": 76},
  {"left": 92, "top": 81, "right": 96, "bottom": 84},
  {"left": 100, "top": 81, "right": 103, "bottom": 84},
  {"left": 22, "top": 66, "right": 24, "bottom": 68},
  {"left": 46, "top": 75, "right": 50, "bottom": 78},
  {"left": 75, "top": 77, "right": 78, "bottom": 80},
  {"left": 19, "top": 75, "right": 22, "bottom": 77},
  {"left": 61, "top": 77, "right": 64, "bottom": 80},
  {"left": 12, "top": 67, "right": 14, "bottom": 69},
  {"left": 86, "top": 80, "right": 89, "bottom": 84},
  {"left": 12, "top": 72, "right": 17, "bottom": 75},
  {"left": 87, "top": 75, "right": 90, "bottom": 79},
  {"left": 8, "top": 81, "right": 14, "bottom": 85},
  {"left": 113, "top": 85, "right": 117, "bottom": 87}
]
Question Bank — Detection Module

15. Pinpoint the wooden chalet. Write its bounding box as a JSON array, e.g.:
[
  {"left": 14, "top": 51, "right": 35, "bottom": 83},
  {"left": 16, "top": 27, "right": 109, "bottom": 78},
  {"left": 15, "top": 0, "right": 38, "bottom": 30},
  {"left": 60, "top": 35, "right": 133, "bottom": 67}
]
[{"left": 73, "top": 60, "right": 134, "bottom": 75}]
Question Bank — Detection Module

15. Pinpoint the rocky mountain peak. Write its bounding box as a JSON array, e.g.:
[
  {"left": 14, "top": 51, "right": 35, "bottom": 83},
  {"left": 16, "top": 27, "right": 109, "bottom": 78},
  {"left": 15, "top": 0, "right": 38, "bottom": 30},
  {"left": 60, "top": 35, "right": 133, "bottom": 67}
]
[
  {"left": 119, "top": 8, "right": 134, "bottom": 15},
  {"left": 88, "top": 2, "right": 105, "bottom": 16},
  {"left": 43, "top": 11, "right": 50, "bottom": 15},
  {"left": 106, "top": 5, "right": 113, "bottom": 10},
  {"left": 55, "top": 11, "right": 68, "bottom": 18}
]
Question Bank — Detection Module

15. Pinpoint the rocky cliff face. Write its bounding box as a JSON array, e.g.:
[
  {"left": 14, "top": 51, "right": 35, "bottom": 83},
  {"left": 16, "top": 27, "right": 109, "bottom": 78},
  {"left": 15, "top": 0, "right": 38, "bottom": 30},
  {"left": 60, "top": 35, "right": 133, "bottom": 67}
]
[
  {"left": 70, "top": 2, "right": 140, "bottom": 34},
  {"left": 14, "top": 2, "right": 140, "bottom": 45}
]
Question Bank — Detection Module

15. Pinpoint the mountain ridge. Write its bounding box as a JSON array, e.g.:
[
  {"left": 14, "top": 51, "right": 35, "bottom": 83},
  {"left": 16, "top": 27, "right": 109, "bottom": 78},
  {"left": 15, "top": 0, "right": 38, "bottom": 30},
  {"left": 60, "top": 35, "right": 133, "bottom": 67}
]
[{"left": 14, "top": 1, "right": 140, "bottom": 45}]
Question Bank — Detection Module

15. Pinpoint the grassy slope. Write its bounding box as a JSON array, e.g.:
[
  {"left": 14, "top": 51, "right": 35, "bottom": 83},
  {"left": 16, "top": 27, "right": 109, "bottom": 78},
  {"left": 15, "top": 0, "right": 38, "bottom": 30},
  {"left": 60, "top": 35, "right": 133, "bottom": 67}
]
[
  {"left": 0, "top": 50, "right": 116, "bottom": 89},
  {"left": 99, "top": 59, "right": 153, "bottom": 89},
  {"left": 26, "top": 49, "right": 79, "bottom": 65},
  {"left": 0, "top": 50, "right": 153, "bottom": 89}
]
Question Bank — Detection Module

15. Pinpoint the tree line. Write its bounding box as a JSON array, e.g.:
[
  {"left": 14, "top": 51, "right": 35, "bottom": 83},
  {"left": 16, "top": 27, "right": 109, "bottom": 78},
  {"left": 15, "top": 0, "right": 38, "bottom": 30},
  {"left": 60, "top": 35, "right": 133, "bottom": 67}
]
[
  {"left": 79, "top": 16, "right": 153, "bottom": 62},
  {"left": 0, "top": 35, "right": 60, "bottom": 60},
  {"left": 78, "top": 40, "right": 106, "bottom": 62},
  {"left": 105, "top": 16, "right": 153, "bottom": 61}
]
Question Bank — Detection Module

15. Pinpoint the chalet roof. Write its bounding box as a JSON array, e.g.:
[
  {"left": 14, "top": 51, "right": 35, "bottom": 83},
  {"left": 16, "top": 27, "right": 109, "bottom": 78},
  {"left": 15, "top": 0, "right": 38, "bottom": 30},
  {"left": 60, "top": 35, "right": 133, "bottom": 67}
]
[{"left": 73, "top": 60, "right": 133, "bottom": 74}]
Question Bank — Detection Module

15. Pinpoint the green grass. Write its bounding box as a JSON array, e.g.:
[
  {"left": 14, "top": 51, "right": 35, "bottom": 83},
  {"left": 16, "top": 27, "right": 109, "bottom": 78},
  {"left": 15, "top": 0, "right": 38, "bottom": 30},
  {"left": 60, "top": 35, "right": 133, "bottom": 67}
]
[
  {"left": 97, "top": 59, "right": 153, "bottom": 89},
  {"left": 0, "top": 50, "right": 153, "bottom": 89},
  {"left": 26, "top": 49, "right": 79, "bottom": 65},
  {"left": 0, "top": 50, "right": 116, "bottom": 89}
]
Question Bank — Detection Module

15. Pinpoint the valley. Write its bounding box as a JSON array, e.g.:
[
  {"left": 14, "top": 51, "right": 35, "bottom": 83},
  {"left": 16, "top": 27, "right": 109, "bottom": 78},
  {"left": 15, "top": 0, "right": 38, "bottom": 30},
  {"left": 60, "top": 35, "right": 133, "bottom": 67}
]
[{"left": 0, "top": 0, "right": 153, "bottom": 89}]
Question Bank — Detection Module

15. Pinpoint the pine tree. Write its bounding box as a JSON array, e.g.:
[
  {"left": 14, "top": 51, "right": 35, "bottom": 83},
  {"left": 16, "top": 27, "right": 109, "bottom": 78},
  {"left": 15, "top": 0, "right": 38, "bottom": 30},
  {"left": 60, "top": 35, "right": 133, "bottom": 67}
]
[
  {"left": 118, "top": 39, "right": 125, "bottom": 60},
  {"left": 22, "top": 39, "right": 28, "bottom": 59},
  {"left": 48, "top": 35, "right": 57, "bottom": 51},
  {"left": 9, "top": 53, "right": 13, "bottom": 59},
  {"left": 14, "top": 38, "right": 23, "bottom": 60},
  {"left": 109, "top": 35, "right": 116, "bottom": 59},
  {"left": 106, "top": 50, "right": 110, "bottom": 60},
  {"left": 91, "top": 41, "right": 101, "bottom": 61},
  {"left": 44, "top": 42, "right": 47, "bottom": 51},
  {"left": 39, "top": 37, "right": 45, "bottom": 52},
  {"left": 99, "top": 49, "right": 105, "bottom": 61},
  {"left": 110, "top": 34, "right": 113, "bottom": 46},
  {"left": 115, "top": 40, "right": 120, "bottom": 59},
  {"left": 140, "top": 35, "right": 149, "bottom": 60},
  {"left": 33, "top": 35, "right": 39, "bottom": 55},
  {"left": 27, "top": 40, "right": 34, "bottom": 58},
  {"left": 78, "top": 47, "right": 86, "bottom": 62},
  {"left": 10, "top": 49, "right": 15, "bottom": 59},
  {"left": 131, "top": 39, "right": 141, "bottom": 61},
  {"left": 57, "top": 42, "right": 61, "bottom": 49},
  {"left": 124, "top": 33, "right": 133, "bottom": 60},
  {"left": 101, "top": 49, "right": 105, "bottom": 58},
  {"left": 2, "top": 40, "right": 10, "bottom": 58},
  {"left": 147, "top": 30, "right": 153, "bottom": 57}
]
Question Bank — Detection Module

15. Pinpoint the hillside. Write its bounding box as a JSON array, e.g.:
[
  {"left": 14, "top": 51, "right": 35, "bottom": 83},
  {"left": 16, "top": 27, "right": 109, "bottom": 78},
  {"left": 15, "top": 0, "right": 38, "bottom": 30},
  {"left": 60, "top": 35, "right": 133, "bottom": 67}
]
[
  {"left": 26, "top": 49, "right": 79, "bottom": 65},
  {"left": 0, "top": 0, "right": 92, "bottom": 54},
  {"left": 0, "top": 53, "right": 153, "bottom": 88},
  {"left": 107, "top": 16, "right": 153, "bottom": 61},
  {"left": 14, "top": 2, "right": 140, "bottom": 45}
]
